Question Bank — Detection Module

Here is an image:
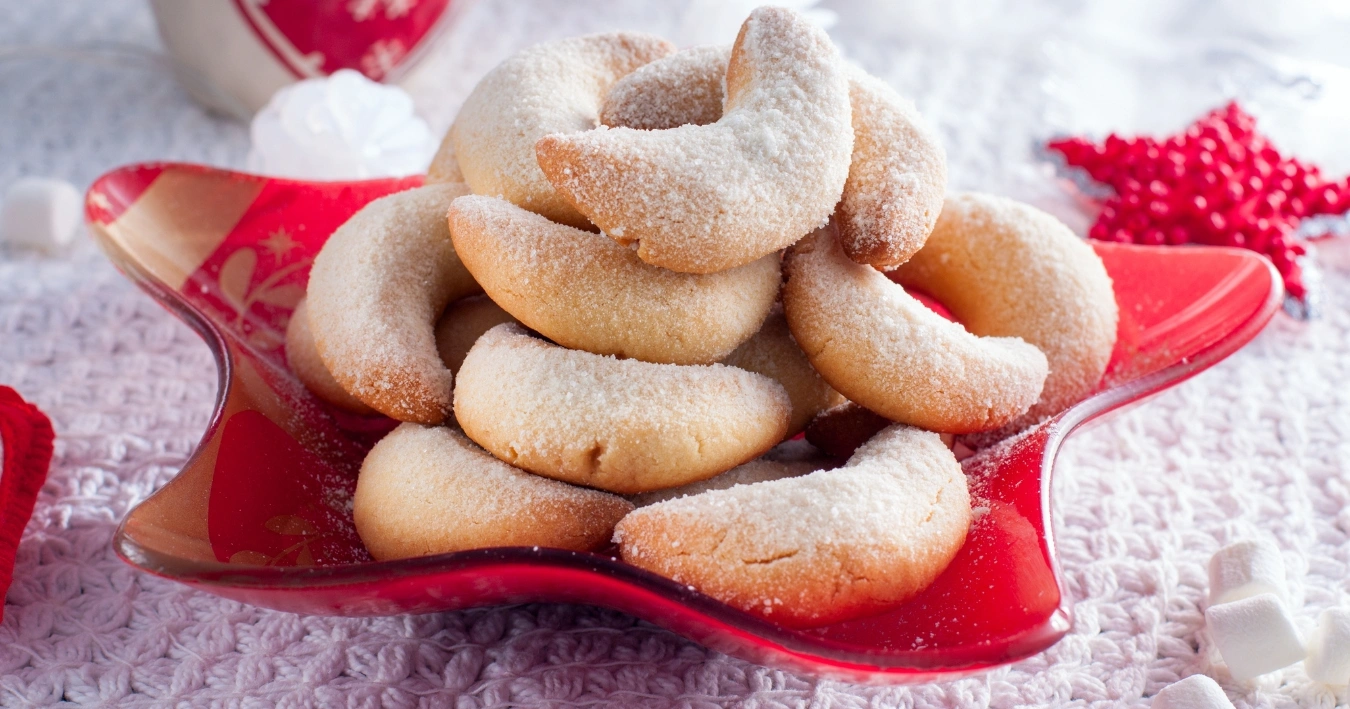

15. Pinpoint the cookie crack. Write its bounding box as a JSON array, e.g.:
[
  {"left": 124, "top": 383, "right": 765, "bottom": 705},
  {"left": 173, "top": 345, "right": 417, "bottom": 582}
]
[
  {"left": 741, "top": 548, "right": 800, "bottom": 566},
  {"left": 583, "top": 440, "right": 606, "bottom": 476}
]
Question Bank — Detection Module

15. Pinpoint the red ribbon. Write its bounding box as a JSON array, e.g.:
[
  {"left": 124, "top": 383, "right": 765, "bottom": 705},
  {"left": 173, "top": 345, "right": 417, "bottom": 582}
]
[{"left": 0, "top": 386, "right": 55, "bottom": 619}]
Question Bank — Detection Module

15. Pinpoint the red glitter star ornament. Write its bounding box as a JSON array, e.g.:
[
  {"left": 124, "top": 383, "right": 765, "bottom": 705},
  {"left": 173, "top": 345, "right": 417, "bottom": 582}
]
[
  {"left": 0, "top": 386, "right": 55, "bottom": 621},
  {"left": 1047, "top": 102, "right": 1350, "bottom": 304}
]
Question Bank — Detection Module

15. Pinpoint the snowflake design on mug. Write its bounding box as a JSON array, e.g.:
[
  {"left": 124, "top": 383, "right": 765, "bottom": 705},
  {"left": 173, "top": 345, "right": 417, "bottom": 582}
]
[
  {"left": 348, "top": 0, "right": 417, "bottom": 22},
  {"left": 360, "top": 38, "right": 407, "bottom": 80}
]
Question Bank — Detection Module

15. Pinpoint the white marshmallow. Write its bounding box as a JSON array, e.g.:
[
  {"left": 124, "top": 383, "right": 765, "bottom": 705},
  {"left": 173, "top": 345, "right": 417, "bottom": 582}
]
[
  {"left": 1208, "top": 539, "right": 1287, "bottom": 605},
  {"left": 0, "top": 177, "right": 82, "bottom": 253},
  {"left": 1205, "top": 593, "right": 1305, "bottom": 680},
  {"left": 1305, "top": 608, "right": 1350, "bottom": 685},
  {"left": 1151, "top": 674, "right": 1235, "bottom": 709}
]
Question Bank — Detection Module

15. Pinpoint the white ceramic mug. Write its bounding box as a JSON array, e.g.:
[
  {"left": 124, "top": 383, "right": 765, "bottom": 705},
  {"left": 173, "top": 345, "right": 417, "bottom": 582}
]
[{"left": 149, "top": 0, "right": 462, "bottom": 119}]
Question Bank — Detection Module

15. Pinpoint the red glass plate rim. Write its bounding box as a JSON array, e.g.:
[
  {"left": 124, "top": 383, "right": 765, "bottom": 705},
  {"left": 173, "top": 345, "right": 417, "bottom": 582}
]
[{"left": 90, "top": 162, "right": 1285, "bottom": 673}]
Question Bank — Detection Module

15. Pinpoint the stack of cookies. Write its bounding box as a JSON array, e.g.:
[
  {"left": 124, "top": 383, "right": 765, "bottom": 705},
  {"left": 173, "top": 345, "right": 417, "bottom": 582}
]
[{"left": 288, "top": 6, "right": 1119, "bottom": 627}]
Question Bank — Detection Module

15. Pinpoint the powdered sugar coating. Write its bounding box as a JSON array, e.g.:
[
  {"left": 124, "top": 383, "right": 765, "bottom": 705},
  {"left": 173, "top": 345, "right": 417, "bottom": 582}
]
[
  {"left": 836, "top": 66, "right": 946, "bottom": 269},
  {"left": 447, "top": 195, "right": 780, "bottom": 365},
  {"left": 782, "top": 224, "right": 1048, "bottom": 433},
  {"left": 891, "top": 193, "right": 1117, "bottom": 432},
  {"left": 285, "top": 298, "right": 374, "bottom": 415},
  {"left": 600, "top": 45, "right": 730, "bottom": 130},
  {"left": 354, "top": 423, "right": 632, "bottom": 560},
  {"left": 450, "top": 32, "right": 675, "bottom": 230},
  {"left": 615, "top": 425, "right": 971, "bottom": 627},
  {"left": 536, "top": 7, "right": 853, "bottom": 274},
  {"left": 628, "top": 439, "right": 834, "bottom": 507},
  {"left": 307, "top": 183, "right": 480, "bottom": 424},
  {"left": 720, "top": 305, "right": 844, "bottom": 436},
  {"left": 598, "top": 46, "right": 946, "bottom": 271},
  {"left": 454, "top": 323, "right": 791, "bottom": 494},
  {"left": 295, "top": 290, "right": 513, "bottom": 413}
]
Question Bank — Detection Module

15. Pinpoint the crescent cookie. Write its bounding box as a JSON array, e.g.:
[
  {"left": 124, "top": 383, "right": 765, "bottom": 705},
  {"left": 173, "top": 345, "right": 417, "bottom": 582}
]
[
  {"left": 615, "top": 425, "right": 972, "bottom": 627},
  {"left": 454, "top": 324, "right": 792, "bottom": 494},
  {"left": 447, "top": 195, "right": 780, "bottom": 365},
  {"left": 782, "top": 225, "right": 1049, "bottom": 433},
  {"left": 434, "top": 294, "right": 518, "bottom": 377},
  {"left": 450, "top": 32, "right": 675, "bottom": 229},
  {"left": 354, "top": 423, "right": 632, "bottom": 560},
  {"left": 536, "top": 7, "right": 853, "bottom": 274},
  {"left": 291, "top": 291, "right": 513, "bottom": 412},
  {"left": 307, "top": 183, "right": 480, "bottom": 425},
  {"left": 837, "top": 66, "right": 947, "bottom": 269},
  {"left": 285, "top": 298, "right": 375, "bottom": 415},
  {"left": 891, "top": 192, "right": 1118, "bottom": 428},
  {"left": 599, "top": 48, "right": 946, "bottom": 270},
  {"left": 720, "top": 306, "right": 845, "bottom": 437}
]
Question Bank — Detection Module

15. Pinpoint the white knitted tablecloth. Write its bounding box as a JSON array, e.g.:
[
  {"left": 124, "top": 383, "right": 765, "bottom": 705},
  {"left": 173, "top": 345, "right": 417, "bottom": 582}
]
[{"left": 3, "top": 1, "right": 1350, "bottom": 706}]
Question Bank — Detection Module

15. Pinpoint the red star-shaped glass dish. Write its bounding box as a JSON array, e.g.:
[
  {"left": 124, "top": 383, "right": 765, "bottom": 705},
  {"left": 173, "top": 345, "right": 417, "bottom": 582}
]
[
  {"left": 86, "top": 162, "right": 1280, "bottom": 683},
  {"left": 1047, "top": 102, "right": 1350, "bottom": 305}
]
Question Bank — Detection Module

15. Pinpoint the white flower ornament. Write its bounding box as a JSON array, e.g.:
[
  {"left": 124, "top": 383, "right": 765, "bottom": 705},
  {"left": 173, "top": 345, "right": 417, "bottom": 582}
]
[{"left": 247, "top": 69, "right": 436, "bottom": 180}]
